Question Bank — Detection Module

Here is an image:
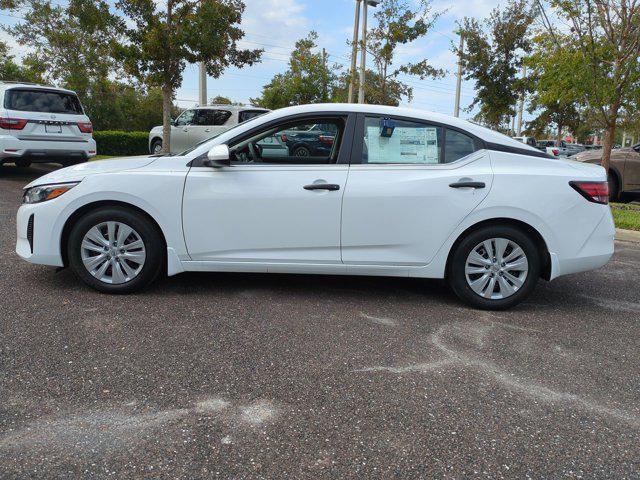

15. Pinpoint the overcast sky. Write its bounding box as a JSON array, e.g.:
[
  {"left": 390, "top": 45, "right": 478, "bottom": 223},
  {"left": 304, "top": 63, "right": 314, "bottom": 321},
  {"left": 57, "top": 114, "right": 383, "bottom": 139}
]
[{"left": 1, "top": 0, "right": 508, "bottom": 120}]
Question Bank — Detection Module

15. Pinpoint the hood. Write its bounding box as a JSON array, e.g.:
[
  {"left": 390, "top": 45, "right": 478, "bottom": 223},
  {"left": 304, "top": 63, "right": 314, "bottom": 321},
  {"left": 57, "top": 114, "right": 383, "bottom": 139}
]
[{"left": 25, "top": 156, "right": 157, "bottom": 189}]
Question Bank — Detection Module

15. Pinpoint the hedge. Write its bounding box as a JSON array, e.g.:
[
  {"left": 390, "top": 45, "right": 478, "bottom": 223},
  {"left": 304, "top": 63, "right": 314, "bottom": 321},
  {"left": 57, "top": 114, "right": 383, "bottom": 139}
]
[{"left": 93, "top": 131, "right": 149, "bottom": 157}]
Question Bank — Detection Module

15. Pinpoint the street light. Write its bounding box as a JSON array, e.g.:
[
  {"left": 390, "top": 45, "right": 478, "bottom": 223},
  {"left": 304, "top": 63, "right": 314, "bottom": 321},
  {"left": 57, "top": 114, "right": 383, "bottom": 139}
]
[{"left": 358, "top": 0, "right": 379, "bottom": 104}]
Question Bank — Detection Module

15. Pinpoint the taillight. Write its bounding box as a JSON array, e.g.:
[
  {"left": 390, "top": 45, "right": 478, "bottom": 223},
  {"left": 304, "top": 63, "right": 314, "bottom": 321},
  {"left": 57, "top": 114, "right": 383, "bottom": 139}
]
[
  {"left": 570, "top": 181, "right": 609, "bottom": 205},
  {"left": 77, "top": 122, "right": 93, "bottom": 133},
  {"left": 318, "top": 135, "right": 334, "bottom": 145},
  {"left": 552, "top": 149, "right": 559, "bottom": 156},
  {"left": 280, "top": 133, "right": 287, "bottom": 142},
  {"left": 0, "top": 117, "right": 27, "bottom": 130}
]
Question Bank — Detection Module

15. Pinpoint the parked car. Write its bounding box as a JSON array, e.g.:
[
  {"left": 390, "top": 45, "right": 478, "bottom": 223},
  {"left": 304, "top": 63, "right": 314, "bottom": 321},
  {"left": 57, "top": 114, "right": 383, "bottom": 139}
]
[
  {"left": 16, "top": 104, "right": 614, "bottom": 310},
  {"left": 512, "top": 136, "right": 537, "bottom": 148},
  {"left": 148, "top": 105, "right": 269, "bottom": 154},
  {"left": 574, "top": 144, "right": 640, "bottom": 201},
  {"left": 0, "top": 82, "right": 96, "bottom": 168},
  {"left": 536, "top": 139, "right": 571, "bottom": 157}
]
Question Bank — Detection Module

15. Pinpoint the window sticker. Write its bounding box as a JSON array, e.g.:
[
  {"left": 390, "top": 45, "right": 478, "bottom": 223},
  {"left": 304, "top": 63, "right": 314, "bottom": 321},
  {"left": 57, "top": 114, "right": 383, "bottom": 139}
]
[{"left": 366, "top": 126, "right": 439, "bottom": 164}]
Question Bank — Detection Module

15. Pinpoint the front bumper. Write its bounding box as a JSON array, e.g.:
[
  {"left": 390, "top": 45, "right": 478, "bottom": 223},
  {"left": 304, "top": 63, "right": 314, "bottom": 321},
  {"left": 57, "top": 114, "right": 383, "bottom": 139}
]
[{"left": 16, "top": 203, "right": 65, "bottom": 267}]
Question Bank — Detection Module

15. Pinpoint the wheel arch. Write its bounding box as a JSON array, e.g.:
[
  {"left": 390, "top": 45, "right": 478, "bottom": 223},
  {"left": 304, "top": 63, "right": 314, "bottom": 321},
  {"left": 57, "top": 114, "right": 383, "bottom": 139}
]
[
  {"left": 149, "top": 136, "right": 163, "bottom": 153},
  {"left": 444, "top": 217, "right": 552, "bottom": 281},
  {"left": 60, "top": 200, "right": 168, "bottom": 267}
]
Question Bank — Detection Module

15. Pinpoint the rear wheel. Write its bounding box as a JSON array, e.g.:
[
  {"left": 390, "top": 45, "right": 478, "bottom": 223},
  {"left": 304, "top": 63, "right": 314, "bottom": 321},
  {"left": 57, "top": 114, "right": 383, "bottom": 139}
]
[
  {"left": 151, "top": 139, "right": 163, "bottom": 155},
  {"left": 608, "top": 172, "right": 620, "bottom": 202},
  {"left": 15, "top": 159, "right": 32, "bottom": 168},
  {"left": 67, "top": 207, "right": 164, "bottom": 293},
  {"left": 293, "top": 146, "right": 311, "bottom": 157},
  {"left": 448, "top": 225, "right": 540, "bottom": 310}
]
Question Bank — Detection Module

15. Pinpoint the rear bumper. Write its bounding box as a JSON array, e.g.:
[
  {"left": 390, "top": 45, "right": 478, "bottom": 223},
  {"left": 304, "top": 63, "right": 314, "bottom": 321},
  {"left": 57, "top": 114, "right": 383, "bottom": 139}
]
[
  {"left": 0, "top": 136, "right": 96, "bottom": 163},
  {"left": 550, "top": 209, "right": 615, "bottom": 279}
]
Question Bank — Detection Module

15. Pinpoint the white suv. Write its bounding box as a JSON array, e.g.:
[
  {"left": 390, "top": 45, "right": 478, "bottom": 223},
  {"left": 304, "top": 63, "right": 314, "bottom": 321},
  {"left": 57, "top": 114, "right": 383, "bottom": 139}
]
[
  {"left": 0, "top": 82, "right": 96, "bottom": 168},
  {"left": 148, "top": 105, "right": 269, "bottom": 154}
]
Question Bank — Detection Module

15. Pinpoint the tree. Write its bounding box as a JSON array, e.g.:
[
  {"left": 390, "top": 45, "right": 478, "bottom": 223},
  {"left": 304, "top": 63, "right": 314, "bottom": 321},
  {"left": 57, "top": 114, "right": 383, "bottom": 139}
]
[
  {"left": 209, "top": 95, "right": 244, "bottom": 106},
  {"left": 533, "top": 0, "right": 640, "bottom": 171},
  {"left": 364, "top": 0, "right": 444, "bottom": 105},
  {"left": 0, "top": 41, "right": 42, "bottom": 82},
  {"left": 333, "top": 70, "right": 410, "bottom": 105},
  {"left": 457, "top": 0, "right": 536, "bottom": 129},
  {"left": 1, "top": 0, "right": 124, "bottom": 100},
  {"left": 251, "top": 32, "right": 340, "bottom": 109},
  {"left": 114, "top": 0, "right": 262, "bottom": 152}
]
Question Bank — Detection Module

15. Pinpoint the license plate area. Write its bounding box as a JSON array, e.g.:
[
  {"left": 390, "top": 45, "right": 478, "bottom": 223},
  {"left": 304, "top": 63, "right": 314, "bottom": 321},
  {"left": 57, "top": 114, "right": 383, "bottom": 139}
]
[{"left": 45, "top": 124, "right": 62, "bottom": 133}]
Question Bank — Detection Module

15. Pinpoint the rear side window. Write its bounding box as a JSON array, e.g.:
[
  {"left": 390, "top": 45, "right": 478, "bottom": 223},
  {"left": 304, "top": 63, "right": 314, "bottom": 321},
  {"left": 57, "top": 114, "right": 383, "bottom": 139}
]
[
  {"left": 239, "top": 110, "right": 268, "bottom": 123},
  {"left": 362, "top": 116, "right": 442, "bottom": 164},
  {"left": 444, "top": 129, "right": 476, "bottom": 163},
  {"left": 4, "top": 89, "right": 83, "bottom": 114},
  {"left": 194, "top": 109, "right": 232, "bottom": 126}
]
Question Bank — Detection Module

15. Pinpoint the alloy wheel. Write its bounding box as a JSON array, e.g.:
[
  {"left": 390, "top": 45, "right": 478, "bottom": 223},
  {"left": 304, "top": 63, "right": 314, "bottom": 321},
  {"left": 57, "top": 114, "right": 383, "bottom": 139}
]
[
  {"left": 464, "top": 237, "right": 529, "bottom": 300},
  {"left": 80, "top": 221, "right": 146, "bottom": 284}
]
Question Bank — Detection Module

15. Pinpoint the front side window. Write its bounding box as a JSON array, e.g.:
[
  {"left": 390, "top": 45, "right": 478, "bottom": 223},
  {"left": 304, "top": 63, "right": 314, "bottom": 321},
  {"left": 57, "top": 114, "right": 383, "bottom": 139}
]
[
  {"left": 230, "top": 117, "right": 344, "bottom": 165},
  {"left": 5, "top": 89, "right": 83, "bottom": 114},
  {"left": 194, "top": 109, "right": 231, "bottom": 126},
  {"left": 362, "top": 116, "right": 442, "bottom": 164},
  {"left": 175, "top": 110, "right": 195, "bottom": 126}
]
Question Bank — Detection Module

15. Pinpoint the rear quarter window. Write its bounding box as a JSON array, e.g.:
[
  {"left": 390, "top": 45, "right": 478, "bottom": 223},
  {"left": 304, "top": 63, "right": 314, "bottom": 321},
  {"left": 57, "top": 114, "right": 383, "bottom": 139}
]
[{"left": 4, "top": 89, "right": 84, "bottom": 114}]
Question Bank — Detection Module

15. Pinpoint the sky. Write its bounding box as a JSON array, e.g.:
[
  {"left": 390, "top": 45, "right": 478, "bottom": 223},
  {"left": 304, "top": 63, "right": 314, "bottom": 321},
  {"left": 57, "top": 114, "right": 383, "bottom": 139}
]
[{"left": 0, "top": 0, "right": 505, "bottom": 121}]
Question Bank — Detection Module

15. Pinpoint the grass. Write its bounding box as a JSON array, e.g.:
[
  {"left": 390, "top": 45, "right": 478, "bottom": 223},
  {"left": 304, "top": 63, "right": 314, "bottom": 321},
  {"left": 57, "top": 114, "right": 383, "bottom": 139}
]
[{"left": 611, "top": 202, "right": 640, "bottom": 231}]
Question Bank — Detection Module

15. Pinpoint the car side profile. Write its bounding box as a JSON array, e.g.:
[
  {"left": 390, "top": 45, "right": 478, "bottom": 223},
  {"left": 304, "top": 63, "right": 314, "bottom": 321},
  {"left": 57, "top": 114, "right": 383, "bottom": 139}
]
[
  {"left": 0, "top": 82, "right": 96, "bottom": 168},
  {"left": 148, "top": 104, "right": 269, "bottom": 154},
  {"left": 574, "top": 143, "right": 640, "bottom": 201},
  {"left": 16, "top": 104, "right": 614, "bottom": 309}
]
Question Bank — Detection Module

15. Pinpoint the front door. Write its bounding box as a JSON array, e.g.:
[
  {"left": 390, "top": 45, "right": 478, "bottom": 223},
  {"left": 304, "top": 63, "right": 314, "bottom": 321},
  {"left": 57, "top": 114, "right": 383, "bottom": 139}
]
[
  {"left": 341, "top": 115, "right": 493, "bottom": 266},
  {"left": 171, "top": 109, "right": 196, "bottom": 153},
  {"left": 189, "top": 109, "right": 233, "bottom": 146},
  {"left": 182, "top": 114, "right": 354, "bottom": 264}
]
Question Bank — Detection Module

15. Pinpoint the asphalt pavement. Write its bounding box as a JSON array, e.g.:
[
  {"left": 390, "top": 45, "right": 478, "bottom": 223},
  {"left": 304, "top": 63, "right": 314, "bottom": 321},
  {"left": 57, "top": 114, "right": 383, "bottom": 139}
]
[{"left": 1, "top": 164, "right": 639, "bottom": 479}]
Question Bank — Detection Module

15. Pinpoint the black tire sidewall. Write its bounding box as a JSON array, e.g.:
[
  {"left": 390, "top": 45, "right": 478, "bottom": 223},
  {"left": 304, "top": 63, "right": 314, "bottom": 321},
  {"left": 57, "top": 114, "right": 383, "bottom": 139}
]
[
  {"left": 607, "top": 172, "right": 619, "bottom": 202},
  {"left": 67, "top": 207, "right": 164, "bottom": 293},
  {"left": 151, "top": 140, "right": 162, "bottom": 154},
  {"left": 449, "top": 225, "right": 541, "bottom": 310}
]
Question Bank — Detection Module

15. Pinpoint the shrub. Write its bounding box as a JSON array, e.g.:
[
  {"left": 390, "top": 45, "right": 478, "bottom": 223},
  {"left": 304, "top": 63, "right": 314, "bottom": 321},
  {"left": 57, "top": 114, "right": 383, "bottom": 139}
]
[{"left": 93, "top": 131, "right": 149, "bottom": 156}]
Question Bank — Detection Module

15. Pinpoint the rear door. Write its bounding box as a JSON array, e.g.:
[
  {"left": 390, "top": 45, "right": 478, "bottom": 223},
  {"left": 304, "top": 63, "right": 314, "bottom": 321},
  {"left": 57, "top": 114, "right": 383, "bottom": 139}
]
[
  {"left": 189, "top": 109, "right": 233, "bottom": 146},
  {"left": 623, "top": 145, "right": 640, "bottom": 189},
  {"left": 3, "top": 88, "right": 90, "bottom": 141},
  {"left": 341, "top": 114, "right": 493, "bottom": 266}
]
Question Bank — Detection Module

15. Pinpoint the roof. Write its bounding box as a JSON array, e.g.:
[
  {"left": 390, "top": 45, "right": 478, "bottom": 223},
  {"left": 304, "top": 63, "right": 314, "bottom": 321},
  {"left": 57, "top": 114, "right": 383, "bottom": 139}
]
[
  {"left": 194, "top": 104, "right": 269, "bottom": 111},
  {"left": 0, "top": 81, "right": 77, "bottom": 94},
  {"left": 240, "top": 103, "right": 541, "bottom": 153}
]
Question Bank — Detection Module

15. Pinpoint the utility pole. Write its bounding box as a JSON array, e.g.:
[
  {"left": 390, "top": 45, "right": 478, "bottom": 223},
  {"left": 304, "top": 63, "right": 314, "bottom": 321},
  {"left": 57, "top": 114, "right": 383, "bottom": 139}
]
[
  {"left": 357, "top": 0, "right": 368, "bottom": 104},
  {"left": 322, "top": 48, "right": 328, "bottom": 102},
  {"left": 517, "top": 65, "right": 526, "bottom": 135},
  {"left": 198, "top": 1, "right": 207, "bottom": 106},
  {"left": 454, "top": 31, "right": 464, "bottom": 117},
  {"left": 348, "top": 0, "right": 361, "bottom": 103}
]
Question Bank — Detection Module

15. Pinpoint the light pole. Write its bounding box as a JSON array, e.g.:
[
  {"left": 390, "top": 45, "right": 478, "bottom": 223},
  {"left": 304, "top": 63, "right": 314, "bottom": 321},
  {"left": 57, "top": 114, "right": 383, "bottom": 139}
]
[
  {"left": 198, "top": 0, "right": 207, "bottom": 106},
  {"left": 348, "top": 0, "right": 361, "bottom": 103},
  {"left": 358, "top": 0, "right": 379, "bottom": 104},
  {"left": 454, "top": 30, "right": 464, "bottom": 117}
]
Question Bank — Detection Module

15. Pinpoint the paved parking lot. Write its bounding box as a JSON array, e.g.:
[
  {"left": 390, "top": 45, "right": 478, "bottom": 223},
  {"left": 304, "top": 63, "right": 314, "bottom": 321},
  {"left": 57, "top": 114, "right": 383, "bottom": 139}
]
[{"left": 1, "top": 164, "right": 639, "bottom": 479}]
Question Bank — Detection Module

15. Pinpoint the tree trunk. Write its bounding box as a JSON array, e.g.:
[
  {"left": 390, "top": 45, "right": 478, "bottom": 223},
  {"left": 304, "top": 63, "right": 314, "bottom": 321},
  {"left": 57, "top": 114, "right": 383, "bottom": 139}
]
[
  {"left": 556, "top": 124, "right": 563, "bottom": 144},
  {"left": 601, "top": 122, "right": 616, "bottom": 173},
  {"left": 161, "top": 85, "right": 172, "bottom": 154}
]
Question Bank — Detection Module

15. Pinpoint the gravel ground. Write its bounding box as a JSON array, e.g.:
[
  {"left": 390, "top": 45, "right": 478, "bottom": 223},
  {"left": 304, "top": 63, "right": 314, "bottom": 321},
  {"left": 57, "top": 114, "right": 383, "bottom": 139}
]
[{"left": 1, "top": 164, "right": 639, "bottom": 479}]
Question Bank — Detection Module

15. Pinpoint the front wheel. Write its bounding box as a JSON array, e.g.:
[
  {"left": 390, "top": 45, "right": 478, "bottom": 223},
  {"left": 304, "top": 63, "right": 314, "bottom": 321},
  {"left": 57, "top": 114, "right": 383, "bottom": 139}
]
[
  {"left": 67, "top": 207, "right": 164, "bottom": 293},
  {"left": 150, "top": 139, "right": 163, "bottom": 155},
  {"left": 448, "top": 225, "right": 540, "bottom": 310}
]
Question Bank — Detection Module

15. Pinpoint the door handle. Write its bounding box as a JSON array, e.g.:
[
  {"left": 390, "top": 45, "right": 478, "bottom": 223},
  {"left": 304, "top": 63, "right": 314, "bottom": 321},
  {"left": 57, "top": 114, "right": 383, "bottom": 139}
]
[
  {"left": 303, "top": 183, "right": 340, "bottom": 191},
  {"left": 449, "top": 181, "right": 485, "bottom": 189}
]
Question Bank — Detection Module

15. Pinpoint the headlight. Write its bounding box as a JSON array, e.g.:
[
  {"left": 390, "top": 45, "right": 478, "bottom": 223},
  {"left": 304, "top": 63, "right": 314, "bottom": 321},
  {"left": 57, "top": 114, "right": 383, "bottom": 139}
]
[{"left": 22, "top": 182, "right": 79, "bottom": 204}]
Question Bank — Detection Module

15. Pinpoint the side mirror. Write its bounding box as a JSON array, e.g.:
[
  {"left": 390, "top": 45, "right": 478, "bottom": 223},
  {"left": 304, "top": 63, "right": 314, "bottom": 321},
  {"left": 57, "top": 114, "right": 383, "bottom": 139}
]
[{"left": 203, "top": 144, "right": 231, "bottom": 168}]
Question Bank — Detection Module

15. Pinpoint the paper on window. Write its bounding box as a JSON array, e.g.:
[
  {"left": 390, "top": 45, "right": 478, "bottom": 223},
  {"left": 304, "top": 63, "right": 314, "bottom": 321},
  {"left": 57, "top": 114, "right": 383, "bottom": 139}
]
[{"left": 366, "top": 126, "right": 439, "bottom": 164}]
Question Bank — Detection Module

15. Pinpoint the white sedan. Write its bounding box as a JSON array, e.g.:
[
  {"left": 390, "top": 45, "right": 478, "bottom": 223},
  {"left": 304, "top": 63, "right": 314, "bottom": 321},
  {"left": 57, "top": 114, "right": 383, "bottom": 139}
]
[{"left": 16, "top": 104, "right": 614, "bottom": 309}]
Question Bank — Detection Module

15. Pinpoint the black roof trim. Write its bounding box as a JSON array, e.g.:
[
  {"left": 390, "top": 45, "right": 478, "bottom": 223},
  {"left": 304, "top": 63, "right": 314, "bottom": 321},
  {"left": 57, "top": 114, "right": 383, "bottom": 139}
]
[{"left": 486, "top": 142, "right": 554, "bottom": 159}]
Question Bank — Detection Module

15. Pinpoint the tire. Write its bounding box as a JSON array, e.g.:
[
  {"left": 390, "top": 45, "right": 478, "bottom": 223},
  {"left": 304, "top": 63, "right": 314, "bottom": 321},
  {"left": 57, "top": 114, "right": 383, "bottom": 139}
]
[
  {"left": 67, "top": 207, "right": 164, "bottom": 293},
  {"left": 608, "top": 172, "right": 620, "bottom": 202},
  {"left": 150, "top": 139, "right": 163, "bottom": 155},
  {"left": 292, "top": 146, "right": 311, "bottom": 157},
  {"left": 15, "top": 159, "right": 32, "bottom": 168},
  {"left": 448, "top": 225, "right": 541, "bottom": 310}
]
